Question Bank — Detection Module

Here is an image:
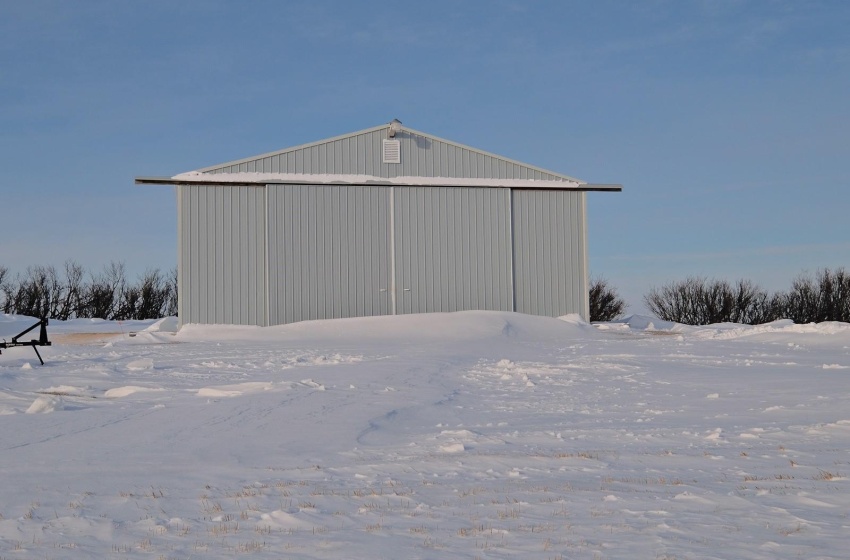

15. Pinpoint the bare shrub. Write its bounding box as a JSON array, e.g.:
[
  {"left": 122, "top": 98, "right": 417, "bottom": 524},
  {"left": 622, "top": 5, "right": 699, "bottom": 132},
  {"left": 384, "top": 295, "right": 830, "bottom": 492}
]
[
  {"left": 0, "top": 265, "right": 9, "bottom": 313},
  {"left": 114, "top": 283, "right": 141, "bottom": 320},
  {"left": 77, "top": 262, "right": 124, "bottom": 319},
  {"left": 57, "top": 260, "right": 85, "bottom": 320},
  {"left": 5, "top": 265, "right": 62, "bottom": 319},
  {"left": 165, "top": 267, "right": 178, "bottom": 317},
  {"left": 135, "top": 269, "right": 171, "bottom": 320},
  {"left": 741, "top": 289, "right": 785, "bottom": 326},
  {"left": 778, "top": 268, "right": 850, "bottom": 323},
  {"left": 2, "top": 262, "right": 178, "bottom": 320},
  {"left": 727, "top": 279, "right": 783, "bottom": 325},
  {"left": 589, "top": 277, "right": 626, "bottom": 322},
  {"left": 112, "top": 266, "right": 176, "bottom": 320},
  {"left": 644, "top": 277, "right": 780, "bottom": 326},
  {"left": 645, "top": 277, "right": 705, "bottom": 325}
]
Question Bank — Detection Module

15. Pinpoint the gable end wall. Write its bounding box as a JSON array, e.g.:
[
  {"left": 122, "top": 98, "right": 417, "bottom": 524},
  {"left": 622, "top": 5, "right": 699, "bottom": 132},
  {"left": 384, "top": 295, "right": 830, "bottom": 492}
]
[{"left": 201, "top": 129, "right": 568, "bottom": 181}]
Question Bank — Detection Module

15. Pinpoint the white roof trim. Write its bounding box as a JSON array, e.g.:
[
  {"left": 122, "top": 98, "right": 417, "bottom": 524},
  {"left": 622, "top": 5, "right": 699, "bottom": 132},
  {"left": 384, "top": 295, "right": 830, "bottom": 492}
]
[{"left": 169, "top": 171, "right": 608, "bottom": 190}]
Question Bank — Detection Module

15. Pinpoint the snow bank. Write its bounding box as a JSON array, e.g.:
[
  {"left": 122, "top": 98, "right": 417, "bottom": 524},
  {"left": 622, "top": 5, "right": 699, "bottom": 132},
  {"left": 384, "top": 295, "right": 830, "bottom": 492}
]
[
  {"left": 104, "top": 386, "right": 165, "bottom": 398},
  {"left": 25, "top": 395, "right": 64, "bottom": 413},
  {"left": 177, "top": 310, "right": 593, "bottom": 344},
  {"left": 596, "top": 314, "right": 686, "bottom": 333},
  {"left": 596, "top": 314, "right": 850, "bottom": 344},
  {"left": 689, "top": 318, "right": 850, "bottom": 343}
]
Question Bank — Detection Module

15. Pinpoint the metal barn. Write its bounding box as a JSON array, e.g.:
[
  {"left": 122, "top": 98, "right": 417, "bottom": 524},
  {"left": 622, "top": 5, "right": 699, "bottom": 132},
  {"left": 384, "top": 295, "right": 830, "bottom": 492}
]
[{"left": 137, "top": 120, "right": 620, "bottom": 327}]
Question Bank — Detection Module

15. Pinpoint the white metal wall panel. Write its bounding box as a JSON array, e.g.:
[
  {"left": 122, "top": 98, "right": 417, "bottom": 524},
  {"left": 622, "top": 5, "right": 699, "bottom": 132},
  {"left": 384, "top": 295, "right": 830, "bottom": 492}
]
[
  {"left": 202, "top": 129, "right": 567, "bottom": 181},
  {"left": 512, "top": 190, "right": 588, "bottom": 320},
  {"left": 267, "top": 185, "right": 391, "bottom": 325},
  {"left": 178, "top": 185, "right": 267, "bottom": 326},
  {"left": 393, "top": 186, "right": 513, "bottom": 314}
]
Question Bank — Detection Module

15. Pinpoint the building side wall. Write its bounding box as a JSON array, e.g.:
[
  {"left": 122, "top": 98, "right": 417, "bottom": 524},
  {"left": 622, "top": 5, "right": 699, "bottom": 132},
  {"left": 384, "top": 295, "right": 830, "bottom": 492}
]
[
  {"left": 202, "top": 129, "right": 566, "bottom": 181},
  {"left": 512, "top": 190, "right": 588, "bottom": 320},
  {"left": 393, "top": 186, "right": 514, "bottom": 314},
  {"left": 178, "top": 185, "right": 267, "bottom": 326},
  {"left": 267, "top": 184, "right": 391, "bottom": 325}
]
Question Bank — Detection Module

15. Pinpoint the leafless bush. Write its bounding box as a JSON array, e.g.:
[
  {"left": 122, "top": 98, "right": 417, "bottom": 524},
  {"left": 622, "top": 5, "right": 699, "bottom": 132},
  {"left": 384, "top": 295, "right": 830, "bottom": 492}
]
[
  {"left": 113, "top": 268, "right": 173, "bottom": 320},
  {"left": 1, "top": 262, "right": 177, "bottom": 320},
  {"left": 645, "top": 270, "right": 850, "bottom": 325},
  {"left": 78, "top": 262, "right": 126, "bottom": 319},
  {"left": 165, "top": 267, "right": 178, "bottom": 317},
  {"left": 4, "top": 265, "right": 59, "bottom": 319},
  {"left": 58, "top": 260, "right": 85, "bottom": 320},
  {"left": 139, "top": 269, "right": 172, "bottom": 319},
  {"left": 644, "top": 277, "right": 780, "bottom": 325},
  {"left": 739, "top": 289, "right": 785, "bottom": 326},
  {"left": 589, "top": 276, "right": 626, "bottom": 322},
  {"left": 0, "top": 261, "right": 90, "bottom": 319},
  {"left": 0, "top": 265, "right": 9, "bottom": 312},
  {"left": 725, "top": 278, "right": 784, "bottom": 325},
  {"left": 777, "top": 268, "right": 850, "bottom": 323}
]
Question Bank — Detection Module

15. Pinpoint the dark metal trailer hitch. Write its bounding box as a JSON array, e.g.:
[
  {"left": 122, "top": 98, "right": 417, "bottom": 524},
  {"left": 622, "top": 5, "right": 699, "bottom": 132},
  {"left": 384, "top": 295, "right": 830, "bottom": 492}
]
[{"left": 0, "top": 318, "right": 52, "bottom": 365}]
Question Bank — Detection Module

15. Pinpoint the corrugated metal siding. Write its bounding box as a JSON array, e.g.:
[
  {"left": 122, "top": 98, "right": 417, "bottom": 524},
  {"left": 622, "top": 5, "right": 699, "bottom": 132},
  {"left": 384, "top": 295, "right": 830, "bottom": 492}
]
[
  {"left": 267, "top": 185, "right": 391, "bottom": 325},
  {"left": 394, "top": 186, "right": 513, "bottom": 314},
  {"left": 512, "top": 190, "right": 588, "bottom": 319},
  {"left": 202, "top": 129, "right": 567, "bottom": 181},
  {"left": 178, "top": 185, "right": 267, "bottom": 326}
]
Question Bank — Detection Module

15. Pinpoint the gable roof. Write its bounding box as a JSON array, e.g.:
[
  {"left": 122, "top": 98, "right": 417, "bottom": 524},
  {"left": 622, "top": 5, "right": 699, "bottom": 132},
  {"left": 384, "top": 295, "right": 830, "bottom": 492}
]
[
  {"left": 136, "top": 121, "right": 621, "bottom": 191},
  {"left": 197, "top": 121, "right": 582, "bottom": 182}
]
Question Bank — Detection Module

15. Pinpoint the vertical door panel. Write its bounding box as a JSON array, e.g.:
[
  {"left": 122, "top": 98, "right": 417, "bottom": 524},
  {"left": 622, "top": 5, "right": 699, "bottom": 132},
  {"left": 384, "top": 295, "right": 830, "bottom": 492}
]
[
  {"left": 267, "top": 185, "right": 391, "bottom": 325},
  {"left": 512, "top": 190, "right": 587, "bottom": 318},
  {"left": 178, "top": 185, "right": 267, "bottom": 326},
  {"left": 393, "top": 186, "right": 513, "bottom": 314}
]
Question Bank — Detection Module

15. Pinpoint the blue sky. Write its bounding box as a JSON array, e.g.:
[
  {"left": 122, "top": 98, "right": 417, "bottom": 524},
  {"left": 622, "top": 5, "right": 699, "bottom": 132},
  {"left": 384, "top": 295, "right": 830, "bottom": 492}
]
[{"left": 2, "top": 0, "right": 848, "bottom": 313}]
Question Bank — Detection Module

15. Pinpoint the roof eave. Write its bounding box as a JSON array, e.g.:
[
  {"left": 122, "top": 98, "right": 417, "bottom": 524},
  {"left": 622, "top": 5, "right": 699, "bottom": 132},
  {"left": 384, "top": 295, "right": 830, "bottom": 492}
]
[
  {"left": 135, "top": 176, "right": 265, "bottom": 187},
  {"left": 577, "top": 184, "right": 623, "bottom": 192},
  {"left": 135, "top": 176, "right": 622, "bottom": 192}
]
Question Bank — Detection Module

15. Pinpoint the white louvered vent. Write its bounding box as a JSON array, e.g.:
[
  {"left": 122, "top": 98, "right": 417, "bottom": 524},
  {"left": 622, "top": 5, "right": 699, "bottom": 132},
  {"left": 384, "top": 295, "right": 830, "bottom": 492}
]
[{"left": 382, "top": 139, "right": 401, "bottom": 164}]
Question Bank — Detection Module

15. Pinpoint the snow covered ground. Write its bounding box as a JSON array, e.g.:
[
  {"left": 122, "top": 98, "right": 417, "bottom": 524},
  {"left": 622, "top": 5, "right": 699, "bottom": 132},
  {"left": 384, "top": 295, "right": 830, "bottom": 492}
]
[{"left": 1, "top": 311, "right": 849, "bottom": 559}]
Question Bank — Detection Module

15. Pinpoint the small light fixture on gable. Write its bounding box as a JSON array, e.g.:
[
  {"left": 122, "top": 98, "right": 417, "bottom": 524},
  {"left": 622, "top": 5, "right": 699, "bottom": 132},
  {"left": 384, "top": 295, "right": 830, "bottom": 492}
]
[{"left": 388, "top": 118, "right": 403, "bottom": 138}]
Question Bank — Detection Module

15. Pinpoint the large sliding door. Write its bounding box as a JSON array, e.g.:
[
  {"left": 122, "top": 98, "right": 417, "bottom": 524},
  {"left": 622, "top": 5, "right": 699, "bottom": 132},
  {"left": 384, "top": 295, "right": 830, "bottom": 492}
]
[
  {"left": 393, "top": 186, "right": 513, "bottom": 315},
  {"left": 267, "top": 185, "right": 391, "bottom": 325},
  {"left": 265, "top": 184, "right": 585, "bottom": 325}
]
